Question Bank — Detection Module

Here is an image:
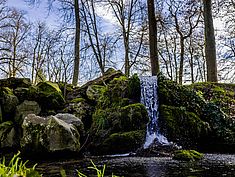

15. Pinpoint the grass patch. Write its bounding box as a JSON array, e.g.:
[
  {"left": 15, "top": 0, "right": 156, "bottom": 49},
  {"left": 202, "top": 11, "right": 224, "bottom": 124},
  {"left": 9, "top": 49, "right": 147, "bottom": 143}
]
[{"left": 0, "top": 152, "right": 41, "bottom": 177}]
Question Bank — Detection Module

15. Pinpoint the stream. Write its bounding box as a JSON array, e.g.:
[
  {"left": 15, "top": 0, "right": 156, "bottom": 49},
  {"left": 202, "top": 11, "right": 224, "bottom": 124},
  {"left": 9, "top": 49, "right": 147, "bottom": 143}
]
[{"left": 33, "top": 153, "right": 235, "bottom": 177}]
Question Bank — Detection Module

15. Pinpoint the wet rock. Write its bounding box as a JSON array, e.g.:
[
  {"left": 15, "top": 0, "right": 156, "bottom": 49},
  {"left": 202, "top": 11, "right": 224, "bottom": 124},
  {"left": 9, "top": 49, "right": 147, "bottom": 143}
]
[
  {"left": 21, "top": 114, "right": 81, "bottom": 154},
  {"left": 15, "top": 100, "right": 41, "bottom": 125},
  {"left": 135, "top": 141, "right": 180, "bottom": 157}
]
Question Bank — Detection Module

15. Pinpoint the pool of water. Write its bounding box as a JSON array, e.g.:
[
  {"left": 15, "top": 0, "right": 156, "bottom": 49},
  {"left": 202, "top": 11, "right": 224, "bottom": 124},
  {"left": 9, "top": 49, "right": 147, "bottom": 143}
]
[{"left": 33, "top": 154, "right": 235, "bottom": 177}]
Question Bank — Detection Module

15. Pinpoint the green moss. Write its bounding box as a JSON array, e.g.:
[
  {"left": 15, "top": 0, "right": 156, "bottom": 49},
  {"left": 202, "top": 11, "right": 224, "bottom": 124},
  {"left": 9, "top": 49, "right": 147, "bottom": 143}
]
[
  {"left": 127, "top": 74, "right": 141, "bottom": 102},
  {"left": 121, "top": 103, "right": 149, "bottom": 131},
  {"left": 101, "top": 130, "right": 146, "bottom": 154},
  {"left": 70, "top": 98, "right": 86, "bottom": 103},
  {"left": 159, "top": 105, "right": 209, "bottom": 148},
  {"left": 36, "top": 81, "right": 65, "bottom": 112},
  {"left": 37, "top": 81, "right": 62, "bottom": 93},
  {"left": 173, "top": 150, "right": 203, "bottom": 161},
  {"left": 86, "top": 85, "right": 106, "bottom": 101}
]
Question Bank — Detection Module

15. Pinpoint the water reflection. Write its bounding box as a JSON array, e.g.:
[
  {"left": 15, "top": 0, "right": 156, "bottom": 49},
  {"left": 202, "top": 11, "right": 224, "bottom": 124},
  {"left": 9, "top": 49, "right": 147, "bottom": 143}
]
[{"left": 34, "top": 154, "right": 235, "bottom": 177}]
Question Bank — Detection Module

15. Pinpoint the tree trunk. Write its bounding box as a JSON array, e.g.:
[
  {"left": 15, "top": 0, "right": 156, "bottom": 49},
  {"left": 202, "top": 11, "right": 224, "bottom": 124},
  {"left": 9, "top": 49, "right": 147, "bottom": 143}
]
[
  {"left": 72, "top": 0, "right": 80, "bottom": 86},
  {"left": 147, "top": 0, "right": 160, "bottom": 76},
  {"left": 178, "top": 37, "right": 184, "bottom": 85},
  {"left": 203, "top": 0, "right": 218, "bottom": 82}
]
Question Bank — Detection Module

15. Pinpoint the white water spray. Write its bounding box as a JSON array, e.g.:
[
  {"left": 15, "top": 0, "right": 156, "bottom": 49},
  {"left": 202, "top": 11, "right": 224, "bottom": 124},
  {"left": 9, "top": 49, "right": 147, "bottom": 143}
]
[{"left": 140, "top": 76, "right": 170, "bottom": 149}]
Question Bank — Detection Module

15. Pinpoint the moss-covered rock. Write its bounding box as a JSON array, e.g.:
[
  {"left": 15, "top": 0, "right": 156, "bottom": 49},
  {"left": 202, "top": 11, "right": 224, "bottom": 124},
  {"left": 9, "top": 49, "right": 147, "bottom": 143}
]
[
  {"left": 0, "top": 77, "right": 31, "bottom": 89},
  {"left": 86, "top": 85, "right": 106, "bottom": 101},
  {"left": 92, "top": 103, "right": 149, "bottom": 133},
  {"left": 0, "top": 87, "right": 19, "bottom": 121},
  {"left": 159, "top": 105, "right": 209, "bottom": 148},
  {"left": 15, "top": 100, "right": 41, "bottom": 125},
  {"left": 189, "top": 82, "right": 235, "bottom": 119},
  {"left": 100, "top": 130, "right": 146, "bottom": 154},
  {"left": 0, "top": 121, "right": 16, "bottom": 148},
  {"left": 36, "top": 81, "right": 65, "bottom": 112},
  {"left": 158, "top": 74, "right": 235, "bottom": 152},
  {"left": 89, "top": 103, "right": 149, "bottom": 154},
  {"left": 21, "top": 114, "right": 81, "bottom": 154},
  {"left": 173, "top": 150, "right": 203, "bottom": 161},
  {"left": 64, "top": 99, "right": 94, "bottom": 130}
]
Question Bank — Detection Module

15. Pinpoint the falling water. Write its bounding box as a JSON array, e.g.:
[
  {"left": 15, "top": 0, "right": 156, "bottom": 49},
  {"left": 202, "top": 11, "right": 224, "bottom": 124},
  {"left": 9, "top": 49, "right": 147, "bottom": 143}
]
[{"left": 140, "top": 76, "right": 170, "bottom": 149}]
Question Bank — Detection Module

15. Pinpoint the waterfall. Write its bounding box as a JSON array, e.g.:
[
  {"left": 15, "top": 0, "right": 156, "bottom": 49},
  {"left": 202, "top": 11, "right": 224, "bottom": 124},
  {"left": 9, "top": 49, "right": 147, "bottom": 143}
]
[{"left": 140, "top": 76, "right": 170, "bottom": 149}]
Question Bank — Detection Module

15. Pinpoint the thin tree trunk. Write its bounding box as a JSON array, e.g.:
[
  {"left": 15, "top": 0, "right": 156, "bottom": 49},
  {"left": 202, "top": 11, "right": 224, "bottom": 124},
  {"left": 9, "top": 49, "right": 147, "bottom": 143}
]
[
  {"left": 203, "top": 0, "right": 218, "bottom": 82},
  {"left": 179, "top": 37, "right": 184, "bottom": 85},
  {"left": 147, "top": 0, "right": 160, "bottom": 76},
  {"left": 72, "top": 0, "right": 80, "bottom": 86}
]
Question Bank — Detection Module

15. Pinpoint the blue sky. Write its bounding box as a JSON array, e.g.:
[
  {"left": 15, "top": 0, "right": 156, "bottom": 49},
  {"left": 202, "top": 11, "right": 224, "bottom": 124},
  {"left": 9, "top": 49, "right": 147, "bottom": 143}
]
[{"left": 7, "top": 0, "right": 58, "bottom": 27}]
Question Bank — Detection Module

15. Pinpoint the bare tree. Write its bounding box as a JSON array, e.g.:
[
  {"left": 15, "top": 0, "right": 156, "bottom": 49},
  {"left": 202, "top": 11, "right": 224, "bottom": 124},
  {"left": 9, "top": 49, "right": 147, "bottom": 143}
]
[
  {"left": 0, "top": 9, "right": 30, "bottom": 77},
  {"left": 168, "top": 0, "right": 201, "bottom": 84}
]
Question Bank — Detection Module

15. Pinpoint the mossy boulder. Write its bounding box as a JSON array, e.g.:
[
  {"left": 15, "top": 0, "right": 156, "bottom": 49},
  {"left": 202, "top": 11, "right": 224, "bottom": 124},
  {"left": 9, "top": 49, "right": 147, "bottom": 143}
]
[
  {"left": 158, "top": 74, "right": 235, "bottom": 152},
  {"left": 100, "top": 130, "right": 146, "bottom": 154},
  {"left": 0, "top": 87, "right": 19, "bottom": 122},
  {"left": 189, "top": 82, "right": 235, "bottom": 120},
  {"left": 0, "top": 121, "right": 16, "bottom": 148},
  {"left": 36, "top": 81, "right": 65, "bottom": 112},
  {"left": 97, "top": 75, "right": 141, "bottom": 108},
  {"left": 86, "top": 85, "right": 106, "bottom": 101},
  {"left": 21, "top": 114, "right": 81, "bottom": 154},
  {"left": 90, "top": 103, "right": 149, "bottom": 154},
  {"left": 0, "top": 77, "right": 31, "bottom": 89},
  {"left": 173, "top": 150, "right": 203, "bottom": 161},
  {"left": 92, "top": 103, "right": 149, "bottom": 133},
  {"left": 64, "top": 99, "right": 94, "bottom": 130},
  {"left": 15, "top": 100, "right": 41, "bottom": 125},
  {"left": 159, "top": 105, "right": 210, "bottom": 148}
]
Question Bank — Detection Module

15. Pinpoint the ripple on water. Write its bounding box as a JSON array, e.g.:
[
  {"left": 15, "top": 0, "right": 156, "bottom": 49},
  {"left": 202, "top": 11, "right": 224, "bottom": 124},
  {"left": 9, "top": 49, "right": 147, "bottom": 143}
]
[{"left": 34, "top": 154, "right": 235, "bottom": 177}]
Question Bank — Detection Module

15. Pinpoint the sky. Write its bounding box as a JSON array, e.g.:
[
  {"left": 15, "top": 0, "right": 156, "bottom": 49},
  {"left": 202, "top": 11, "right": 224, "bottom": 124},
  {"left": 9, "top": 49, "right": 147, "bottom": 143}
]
[{"left": 7, "top": 0, "right": 59, "bottom": 27}]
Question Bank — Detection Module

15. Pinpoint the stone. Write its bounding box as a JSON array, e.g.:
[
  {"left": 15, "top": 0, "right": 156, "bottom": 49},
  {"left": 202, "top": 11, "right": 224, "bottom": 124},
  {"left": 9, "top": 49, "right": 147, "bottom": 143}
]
[
  {"left": 15, "top": 100, "right": 41, "bottom": 125},
  {"left": 0, "top": 87, "right": 19, "bottom": 121},
  {"left": 21, "top": 114, "right": 81, "bottom": 154},
  {"left": 86, "top": 85, "right": 105, "bottom": 101},
  {"left": 55, "top": 113, "right": 84, "bottom": 135},
  {"left": 0, "top": 121, "right": 16, "bottom": 148},
  {"left": 13, "top": 87, "right": 30, "bottom": 103},
  {"left": 36, "top": 81, "right": 65, "bottom": 112},
  {"left": 63, "top": 100, "right": 94, "bottom": 130},
  {"left": 0, "top": 77, "right": 31, "bottom": 89}
]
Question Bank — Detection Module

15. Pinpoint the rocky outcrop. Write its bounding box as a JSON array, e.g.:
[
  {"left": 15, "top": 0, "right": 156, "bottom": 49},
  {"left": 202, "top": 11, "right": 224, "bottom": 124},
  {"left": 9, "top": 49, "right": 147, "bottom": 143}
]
[
  {"left": 158, "top": 74, "right": 235, "bottom": 152},
  {"left": 15, "top": 100, "right": 41, "bottom": 124},
  {"left": 21, "top": 114, "right": 82, "bottom": 154}
]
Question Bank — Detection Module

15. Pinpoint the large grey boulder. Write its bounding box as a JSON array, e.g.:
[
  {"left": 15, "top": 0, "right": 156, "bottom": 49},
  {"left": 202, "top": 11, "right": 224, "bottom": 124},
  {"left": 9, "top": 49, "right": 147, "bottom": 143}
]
[
  {"left": 21, "top": 114, "right": 81, "bottom": 154},
  {"left": 15, "top": 100, "right": 41, "bottom": 124}
]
